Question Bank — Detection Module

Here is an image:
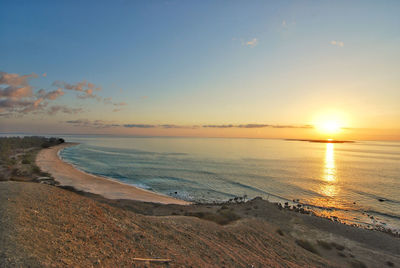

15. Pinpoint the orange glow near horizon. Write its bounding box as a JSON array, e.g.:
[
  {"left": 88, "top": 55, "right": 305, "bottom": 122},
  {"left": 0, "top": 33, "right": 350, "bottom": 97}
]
[{"left": 312, "top": 110, "right": 349, "bottom": 138}]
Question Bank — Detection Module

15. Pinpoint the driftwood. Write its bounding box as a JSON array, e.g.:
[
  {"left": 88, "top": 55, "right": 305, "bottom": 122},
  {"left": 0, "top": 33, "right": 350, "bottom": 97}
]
[{"left": 133, "top": 258, "right": 171, "bottom": 267}]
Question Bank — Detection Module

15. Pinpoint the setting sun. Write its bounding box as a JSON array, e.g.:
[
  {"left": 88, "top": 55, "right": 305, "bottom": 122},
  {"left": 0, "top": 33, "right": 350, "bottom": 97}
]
[
  {"left": 312, "top": 110, "right": 349, "bottom": 136},
  {"left": 317, "top": 121, "right": 342, "bottom": 134}
]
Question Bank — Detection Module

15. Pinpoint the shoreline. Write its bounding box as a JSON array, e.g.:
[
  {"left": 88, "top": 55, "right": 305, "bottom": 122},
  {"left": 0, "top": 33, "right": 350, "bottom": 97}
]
[
  {"left": 36, "top": 143, "right": 400, "bottom": 236},
  {"left": 36, "top": 143, "right": 190, "bottom": 205}
]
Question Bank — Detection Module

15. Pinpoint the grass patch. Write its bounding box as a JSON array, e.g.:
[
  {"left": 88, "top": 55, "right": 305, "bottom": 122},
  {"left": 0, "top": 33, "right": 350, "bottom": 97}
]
[
  {"left": 295, "top": 240, "right": 319, "bottom": 255},
  {"left": 21, "top": 158, "right": 30, "bottom": 164},
  {"left": 276, "top": 229, "right": 284, "bottom": 236}
]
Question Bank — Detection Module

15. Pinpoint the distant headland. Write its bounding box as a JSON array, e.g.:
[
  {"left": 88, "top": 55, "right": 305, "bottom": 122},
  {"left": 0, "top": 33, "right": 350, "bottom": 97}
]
[{"left": 286, "top": 139, "right": 355, "bottom": 143}]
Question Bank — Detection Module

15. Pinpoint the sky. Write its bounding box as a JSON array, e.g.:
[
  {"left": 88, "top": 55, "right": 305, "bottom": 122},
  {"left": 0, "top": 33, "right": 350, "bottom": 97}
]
[{"left": 1, "top": 0, "right": 399, "bottom": 140}]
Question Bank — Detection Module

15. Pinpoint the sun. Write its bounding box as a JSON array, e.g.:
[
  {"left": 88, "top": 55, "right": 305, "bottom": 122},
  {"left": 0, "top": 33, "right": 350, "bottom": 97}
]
[
  {"left": 317, "top": 121, "right": 342, "bottom": 134},
  {"left": 312, "top": 111, "right": 348, "bottom": 136}
]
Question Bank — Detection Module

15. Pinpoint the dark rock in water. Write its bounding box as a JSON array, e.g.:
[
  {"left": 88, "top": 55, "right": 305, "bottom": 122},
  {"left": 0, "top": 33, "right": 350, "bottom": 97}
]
[{"left": 174, "top": 192, "right": 178, "bottom": 194}]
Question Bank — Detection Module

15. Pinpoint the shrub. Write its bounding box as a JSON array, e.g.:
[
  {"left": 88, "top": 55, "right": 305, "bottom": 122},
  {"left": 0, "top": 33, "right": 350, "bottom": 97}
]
[
  {"left": 295, "top": 240, "right": 319, "bottom": 255},
  {"left": 32, "top": 166, "right": 41, "bottom": 174}
]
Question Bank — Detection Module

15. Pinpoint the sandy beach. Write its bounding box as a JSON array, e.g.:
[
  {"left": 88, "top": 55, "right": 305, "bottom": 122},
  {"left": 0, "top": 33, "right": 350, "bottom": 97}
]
[{"left": 36, "top": 143, "right": 190, "bottom": 205}]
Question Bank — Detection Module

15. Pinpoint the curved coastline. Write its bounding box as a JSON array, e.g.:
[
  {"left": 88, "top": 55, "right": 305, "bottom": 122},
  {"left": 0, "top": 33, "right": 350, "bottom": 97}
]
[{"left": 36, "top": 143, "right": 190, "bottom": 205}]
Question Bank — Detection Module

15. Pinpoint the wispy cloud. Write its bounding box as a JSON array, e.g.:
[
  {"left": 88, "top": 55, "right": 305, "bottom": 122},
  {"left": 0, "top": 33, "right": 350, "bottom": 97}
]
[
  {"left": 123, "top": 124, "right": 156, "bottom": 128},
  {"left": 53, "top": 80, "right": 102, "bottom": 100},
  {"left": 65, "top": 119, "right": 119, "bottom": 128},
  {"left": 203, "top": 124, "right": 313, "bottom": 129},
  {"left": 330, "top": 40, "right": 344, "bottom": 47},
  {"left": 245, "top": 38, "right": 258, "bottom": 48},
  {"left": 65, "top": 120, "right": 313, "bottom": 130},
  {"left": 48, "top": 105, "right": 83, "bottom": 115},
  {"left": 37, "top": 88, "right": 65, "bottom": 100}
]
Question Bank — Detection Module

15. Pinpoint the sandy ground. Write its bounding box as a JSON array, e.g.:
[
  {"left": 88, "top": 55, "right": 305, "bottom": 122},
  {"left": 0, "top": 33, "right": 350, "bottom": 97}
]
[
  {"left": 0, "top": 181, "right": 335, "bottom": 267},
  {"left": 1, "top": 181, "right": 399, "bottom": 267},
  {"left": 36, "top": 143, "right": 189, "bottom": 205}
]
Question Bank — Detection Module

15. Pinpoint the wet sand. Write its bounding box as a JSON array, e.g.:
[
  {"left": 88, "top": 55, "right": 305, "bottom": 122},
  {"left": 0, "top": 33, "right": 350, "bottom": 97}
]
[{"left": 36, "top": 143, "right": 190, "bottom": 205}]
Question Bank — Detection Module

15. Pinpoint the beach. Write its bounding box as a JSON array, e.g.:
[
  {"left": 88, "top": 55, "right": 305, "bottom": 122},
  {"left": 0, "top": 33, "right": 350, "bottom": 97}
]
[{"left": 36, "top": 143, "right": 189, "bottom": 205}]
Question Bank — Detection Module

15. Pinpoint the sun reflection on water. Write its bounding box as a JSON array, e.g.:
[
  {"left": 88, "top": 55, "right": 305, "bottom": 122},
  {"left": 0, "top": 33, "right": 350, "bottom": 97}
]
[
  {"left": 316, "top": 143, "right": 340, "bottom": 208},
  {"left": 324, "top": 143, "right": 336, "bottom": 182}
]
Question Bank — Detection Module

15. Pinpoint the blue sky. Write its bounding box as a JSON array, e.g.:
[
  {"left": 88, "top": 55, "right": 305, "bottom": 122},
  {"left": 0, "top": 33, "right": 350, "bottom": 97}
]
[{"left": 1, "top": 0, "right": 399, "bottom": 139}]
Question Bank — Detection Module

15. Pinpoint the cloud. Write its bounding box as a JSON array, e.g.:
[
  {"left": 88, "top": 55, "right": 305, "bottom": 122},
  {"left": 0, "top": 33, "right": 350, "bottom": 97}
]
[
  {"left": 0, "top": 85, "right": 33, "bottom": 99},
  {"left": 114, "top": 102, "right": 127, "bottom": 106},
  {"left": 66, "top": 119, "right": 120, "bottom": 128},
  {"left": 0, "top": 71, "right": 37, "bottom": 99},
  {"left": 203, "top": 124, "right": 235, "bottom": 128},
  {"left": 1, "top": 71, "right": 130, "bottom": 116},
  {"left": 330, "top": 40, "right": 344, "bottom": 47},
  {"left": 47, "top": 105, "right": 83, "bottom": 115},
  {"left": 0, "top": 71, "right": 84, "bottom": 116},
  {"left": 52, "top": 79, "right": 127, "bottom": 108},
  {"left": 64, "top": 120, "right": 313, "bottom": 130},
  {"left": 123, "top": 124, "right": 156, "bottom": 128},
  {"left": 203, "top": 124, "right": 313, "bottom": 129},
  {"left": 103, "top": 97, "right": 128, "bottom": 111},
  {"left": 37, "top": 88, "right": 64, "bottom": 100},
  {"left": 0, "top": 71, "right": 37, "bottom": 88},
  {"left": 245, "top": 38, "right": 258, "bottom": 48},
  {"left": 103, "top": 97, "right": 112, "bottom": 104},
  {"left": 0, "top": 71, "right": 45, "bottom": 115},
  {"left": 52, "top": 80, "right": 101, "bottom": 92},
  {"left": 53, "top": 80, "right": 103, "bottom": 100}
]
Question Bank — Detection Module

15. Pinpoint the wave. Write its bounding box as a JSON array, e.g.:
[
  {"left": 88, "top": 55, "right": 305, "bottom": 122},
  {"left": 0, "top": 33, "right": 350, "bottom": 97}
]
[{"left": 351, "top": 189, "right": 400, "bottom": 204}]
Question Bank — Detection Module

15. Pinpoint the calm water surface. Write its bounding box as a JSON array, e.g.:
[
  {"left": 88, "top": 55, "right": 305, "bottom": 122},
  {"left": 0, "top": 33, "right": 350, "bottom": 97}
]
[{"left": 59, "top": 136, "right": 400, "bottom": 232}]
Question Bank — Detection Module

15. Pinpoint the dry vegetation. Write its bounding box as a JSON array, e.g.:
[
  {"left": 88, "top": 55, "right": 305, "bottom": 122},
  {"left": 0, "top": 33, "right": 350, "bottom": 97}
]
[{"left": 0, "top": 136, "right": 64, "bottom": 182}]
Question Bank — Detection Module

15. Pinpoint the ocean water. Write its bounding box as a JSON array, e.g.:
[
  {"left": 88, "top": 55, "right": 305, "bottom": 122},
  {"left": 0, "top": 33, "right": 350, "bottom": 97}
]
[{"left": 59, "top": 136, "right": 400, "bottom": 233}]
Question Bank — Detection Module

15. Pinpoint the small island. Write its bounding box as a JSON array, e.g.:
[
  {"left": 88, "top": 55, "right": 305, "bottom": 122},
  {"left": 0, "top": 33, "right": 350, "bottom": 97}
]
[{"left": 286, "top": 139, "right": 355, "bottom": 143}]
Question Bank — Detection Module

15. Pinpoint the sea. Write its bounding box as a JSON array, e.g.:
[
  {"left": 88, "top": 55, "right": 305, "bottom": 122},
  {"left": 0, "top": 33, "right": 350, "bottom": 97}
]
[
  {"left": 5, "top": 133, "right": 398, "bottom": 233},
  {"left": 55, "top": 135, "right": 400, "bottom": 233}
]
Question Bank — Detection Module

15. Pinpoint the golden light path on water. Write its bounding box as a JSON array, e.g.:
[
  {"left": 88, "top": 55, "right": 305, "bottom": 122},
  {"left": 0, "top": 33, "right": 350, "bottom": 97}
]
[
  {"left": 324, "top": 143, "right": 336, "bottom": 182},
  {"left": 315, "top": 143, "right": 342, "bottom": 212}
]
